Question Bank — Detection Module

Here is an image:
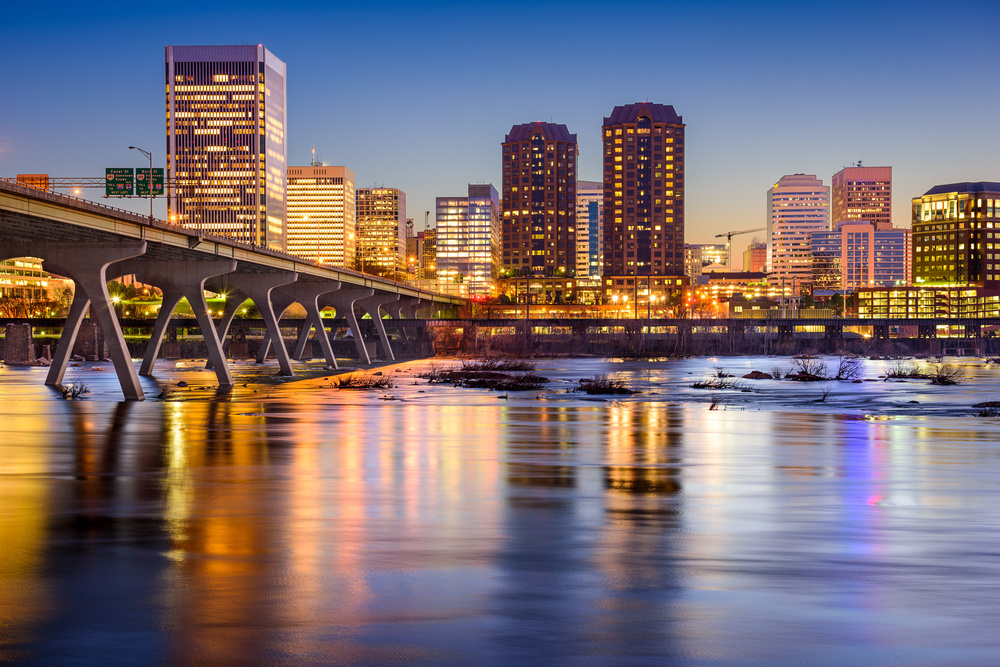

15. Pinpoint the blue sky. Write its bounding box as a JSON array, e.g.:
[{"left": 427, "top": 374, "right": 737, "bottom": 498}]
[{"left": 2, "top": 0, "right": 998, "bottom": 245}]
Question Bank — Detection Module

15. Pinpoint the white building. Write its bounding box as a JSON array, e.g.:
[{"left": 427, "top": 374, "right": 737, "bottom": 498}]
[
  {"left": 286, "top": 165, "right": 356, "bottom": 267},
  {"left": 575, "top": 180, "right": 603, "bottom": 278},
  {"left": 767, "top": 174, "right": 829, "bottom": 287},
  {"left": 436, "top": 185, "right": 500, "bottom": 298},
  {"left": 166, "top": 45, "right": 287, "bottom": 251}
]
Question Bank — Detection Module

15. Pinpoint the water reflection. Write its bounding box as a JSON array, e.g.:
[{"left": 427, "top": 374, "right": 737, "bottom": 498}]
[{"left": 1, "top": 360, "right": 999, "bottom": 665}]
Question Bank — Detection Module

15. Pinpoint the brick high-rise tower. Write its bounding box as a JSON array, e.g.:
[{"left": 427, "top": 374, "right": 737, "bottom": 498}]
[
  {"left": 601, "top": 103, "right": 686, "bottom": 303},
  {"left": 501, "top": 122, "right": 577, "bottom": 276}
]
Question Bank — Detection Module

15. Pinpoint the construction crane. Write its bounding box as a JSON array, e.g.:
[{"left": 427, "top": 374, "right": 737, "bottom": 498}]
[{"left": 715, "top": 227, "right": 766, "bottom": 269}]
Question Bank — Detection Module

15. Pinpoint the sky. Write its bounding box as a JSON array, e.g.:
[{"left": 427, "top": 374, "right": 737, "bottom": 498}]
[{"left": 2, "top": 0, "right": 998, "bottom": 249}]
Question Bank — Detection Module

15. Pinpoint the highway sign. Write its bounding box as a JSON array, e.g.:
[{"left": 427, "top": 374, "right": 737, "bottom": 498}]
[
  {"left": 105, "top": 168, "right": 134, "bottom": 196},
  {"left": 135, "top": 168, "right": 164, "bottom": 197}
]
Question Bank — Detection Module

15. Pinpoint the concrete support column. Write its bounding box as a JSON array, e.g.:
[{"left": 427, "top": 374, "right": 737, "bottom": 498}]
[
  {"left": 205, "top": 272, "right": 298, "bottom": 376},
  {"left": 40, "top": 241, "right": 148, "bottom": 400},
  {"left": 113, "top": 259, "right": 237, "bottom": 386},
  {"left": 258, "top": 281, "right": 341, "bottom": 369},
  {"left": 356, "top": 293, "right": 400, "bottom": 361},
  {"left": 321, "top": 287, "right": 375, "bottom": 364},
  {"left": 824, "top": 324, "right": 843, "bottom": 340},
  {"left": 386, "top": 296, "right": 420, "bottom": 344}
]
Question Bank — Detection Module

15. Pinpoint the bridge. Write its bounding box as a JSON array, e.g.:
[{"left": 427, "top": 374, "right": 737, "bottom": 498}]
[{"left": 0, "top": 179, "right": 465, "bottom": 400}]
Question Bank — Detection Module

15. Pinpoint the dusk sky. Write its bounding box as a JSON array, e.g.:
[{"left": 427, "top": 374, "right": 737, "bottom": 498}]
[{"left": 2, "top": 0, "right": 998, "bottom": 247}]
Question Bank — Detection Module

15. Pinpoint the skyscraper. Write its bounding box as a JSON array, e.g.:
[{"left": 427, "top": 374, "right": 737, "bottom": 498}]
[
  {"left": 435, "top": 184, "right": 501, "bottom": 298},
  {"left": 355, "top": 188, "right": 406, "bottom": 274},
  {"left": 912, "top": 182, "right": 1000, "bottom": 286},
  {"left": 575, "top": 180, "right": 603, "bottom": 279},
  {"left": 285, "top": 165, "right": 356, "bottom": 267},
  {"left": 767, "top": 174, "right": 829, "bottom": 287},
  {"left": 831, "top": 165, "right": 892, "bottom": 230},
  {"left": 601, "top": 103, "right": 686, "bottom": 302},
  {"left": 165, "top": 45, "right": 287, "bottom": 250},
  {"left": 501, "top": 122, "right": 577, "bottom": 276}
]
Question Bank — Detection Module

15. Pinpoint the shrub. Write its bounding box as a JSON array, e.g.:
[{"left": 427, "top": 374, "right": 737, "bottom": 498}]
[
  {"left": 578, "top": 374, "right": 635, "bottom": 395},
  {"left": 334, "top": 373, "right": 394, "bottom": 389}
]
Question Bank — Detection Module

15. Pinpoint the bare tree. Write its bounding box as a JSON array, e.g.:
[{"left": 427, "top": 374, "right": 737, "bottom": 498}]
[{"left": 833, "top": 354, "right": 863, "bottom": 381}]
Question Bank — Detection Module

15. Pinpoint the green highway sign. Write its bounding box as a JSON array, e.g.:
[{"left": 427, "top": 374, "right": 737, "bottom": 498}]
[
  {"left": 135, "top": 167, "right": 164, "bottom": 197},
  {"left": 105, "top": 168, "right": 134, "bottom": 196}
]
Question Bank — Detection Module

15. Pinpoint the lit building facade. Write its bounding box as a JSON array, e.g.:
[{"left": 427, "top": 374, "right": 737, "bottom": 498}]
[
  {"left": 912, "top": 182, "right": 1000, "bottom": 287},
  {"left": 421, "top": 228, "right": 437, "bottom": 280},
  {"left": 743, "top": 241, "right": 767, "bottom": 273},
  {"left": 285, "top": 165, "right": 355, "bottom": 267},
  {"left": 832, "top": 165, "right": 891, "bottom": 230},
  {"left": 356, "top": 188, "right": 406, "bottom": 274},
  {"left": 435, "top": 184, "right": 501, "bottom": 298},
  {"left": 575, "top": 180, "right": 603, "bottom": 279},
  {"left": 812, "top": 223, "right": 913, "bottom": 291},
  {"left": 166, "top": 45, "right": 287, "bottom": 250},
  {"left": 602, "top": 103, "right": 686, "bottom": 303},
  {"left": 767, "top": 174, "right": 829, "bottom": 288},
  {"left": 501, "top": 122, "right": 578, "bottom": 276}
]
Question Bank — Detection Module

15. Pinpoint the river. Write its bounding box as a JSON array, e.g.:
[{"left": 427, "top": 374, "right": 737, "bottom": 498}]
[{"left": 1, "top": 355, "right": 998, "bottom": 665}]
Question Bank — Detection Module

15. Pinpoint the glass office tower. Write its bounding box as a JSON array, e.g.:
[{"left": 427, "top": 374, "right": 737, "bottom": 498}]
[{"left": 166, "top": 45, "right": 287, "bottom": 251}]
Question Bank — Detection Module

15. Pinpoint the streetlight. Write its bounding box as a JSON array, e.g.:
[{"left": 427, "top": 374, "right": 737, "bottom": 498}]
[{"left": 129, "top": 146, "right": 153, "bottom": 224}]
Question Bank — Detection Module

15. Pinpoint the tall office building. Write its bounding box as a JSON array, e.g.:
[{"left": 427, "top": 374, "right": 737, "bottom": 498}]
[
  {"left": 601, "top": 103, "right": 686, "bottom": 301},
  {"left": 575, "top": 180, "right": 603, "bottom": 279},
  {"left": 356, "top": 188, "right": 406, "bottom": 274},
  {"left": 285, "top": 165, "right": 356, "bottom": 267},
  {"left": 435, "top": 184, "right": 501, "bottom": 297},
  {"left": 165, "top": 45, "right": 287, "bottom": 250},
  {"left": 812, "top": 224, "right": 911, "bottom": 291},
  {"left": 832, "top": 165, "right": 892, "bottom": 230},
  {"left": 501, "top": 122, "right": 578, "bottom": 276},
  {"left": 912, "top": 182, "right": 1000, "bottom": 286},
  {"left": 767, "top": 174, "right": 829, "bottom": 287}
]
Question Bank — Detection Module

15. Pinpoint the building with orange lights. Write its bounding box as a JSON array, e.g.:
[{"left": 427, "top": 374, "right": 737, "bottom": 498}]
[
  {"left": 356, "top": 188, "right": 406, "bottom": 274},
  {"left": 285, "top": 165, "right": 355, "bottom": 267},
  {"left": 166, "top": 45, "right": 287, "bottom": 250},
  {"left": 501, "top": 122, "right": 578, "bottom": 277},
  {"left": 601, "top": 103, "right": 686, "bottom": 304}
]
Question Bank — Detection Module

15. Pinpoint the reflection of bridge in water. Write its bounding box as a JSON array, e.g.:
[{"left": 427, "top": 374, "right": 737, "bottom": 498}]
[{"left": 0, "top": 180, "right": 464, "bottom": 400}]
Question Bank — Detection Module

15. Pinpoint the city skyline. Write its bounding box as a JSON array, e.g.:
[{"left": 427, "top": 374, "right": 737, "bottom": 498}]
[{"left": 1, "top": 1, "right": 997, "bottom": 243}]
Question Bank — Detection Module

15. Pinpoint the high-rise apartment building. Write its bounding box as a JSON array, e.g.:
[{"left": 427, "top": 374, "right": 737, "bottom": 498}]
[
  {"left": 912, "top": 182, "right": 1000, "bottom": 286},
  {"left": 355, "top": 188, "right": 406, "bottom": 274},
  {"left": 501, "top": 122, "right": 577, "bottom": 276},
  {"left": 575, "top": 180, "right": 603, "bottom": 279},
  {"left": 285, "top": 165, "right": 356, "bottom": 266},
  {"left": 832, "top": 165, "right": 892, "bottom": 230},
  {"left": 165, "top": 45, "right": 287, "bottom": 250},
  {"left": 601, "top": 103, "right": 686, "bottom": 301},
  {"left": 767, "top": 174, "right": 829, "bottom": 287},
  {"left": 435, "top": 184, "right": 501, "bottom": 298}
]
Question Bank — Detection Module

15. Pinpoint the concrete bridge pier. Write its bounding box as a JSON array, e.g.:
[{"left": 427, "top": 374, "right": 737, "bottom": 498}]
[
  {"left": 40, "top": 241, "right": 149, "bottom": 400},
  {"left": 321, "top": 288, "right": 376, "bottom": 364},
  {"left": 112, "top": 259, "right": 238, "bottom": 387},
  {"left": 258, "top": 281, "right": 342, "bottom": 369},
  {"left": 356, "top": 293, "right": 400, "bottom": 361},
  {"left": 385, "top": 296, "right": 421, "bottom": 344},
  {"left": 918, "top": 324, "right": 936, "bottom": 339},
  {"left": 205, "top": 272, "right": 298, "bottom": 376}
]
